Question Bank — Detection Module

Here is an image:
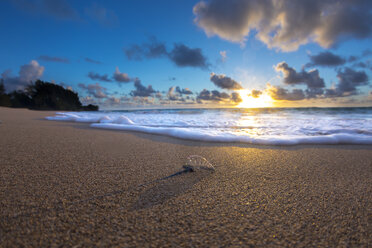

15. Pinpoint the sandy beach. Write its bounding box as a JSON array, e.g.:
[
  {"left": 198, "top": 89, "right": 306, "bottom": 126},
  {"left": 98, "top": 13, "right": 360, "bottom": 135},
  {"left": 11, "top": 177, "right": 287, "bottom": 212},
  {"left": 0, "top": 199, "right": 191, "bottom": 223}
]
[{"left": 0, "top": 107, "right": 371, "bottom": 247}]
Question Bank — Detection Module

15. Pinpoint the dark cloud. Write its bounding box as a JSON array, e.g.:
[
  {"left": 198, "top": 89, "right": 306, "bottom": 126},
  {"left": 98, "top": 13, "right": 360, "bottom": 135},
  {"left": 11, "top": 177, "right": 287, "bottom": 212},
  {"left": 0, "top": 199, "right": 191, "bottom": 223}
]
[
  {"left": 124, "top": 45, "right": 145, "bottom": 60},
  {"left": 124, "top": 37, "right": 167, "bottom": 60},
  {"left": 145, "top": 39, "right": 168, "bottom": 59},
  {"left": 87, "top": 72, "right": 112, "bottom": 82},
  {"left": 42, "top": 0, "right": 78, "bottom": 20},
  {"left": 1, "top": 60, "right": 44, "bottom": 92},
  {"left": 210, "top": 73, "right": 243, "bottom": 90},
  {"left": 167, "top": 87, "right": 183, "bottom": 101},
  {"left": 306, "top": 52, "right": 346, "bottom": 67},
  {"left": 9, "top": 0, "right": 79, "bottom": 20},
  {"left": 305, "top": 88, "right": 324, "bottom": 99},
  {"left": 80, "top": 96, "right": 97, "bottom": 106},
  {"left": 268, "top": 86, "right": 306, "bottom": 101},
  {"left": 168, "top": 44, "right": 209, "bottom": 69},
  {"left": 193, "top": 0, "right": 372, "bottom": 51},
  {"left": 347, "top": 49, "right": 372, "bottom": 63},
  {"left": 196, "top": 89, "right": 231, "bottom": 102},
  {"left": 362, "top": 49, "right": 372, "bottom": 57},
  {"left": 164, "top": 86, "right": 193, "bottom": 102},
  {"left": 269, "top": 66, "right": 369, "bottom": 101},
  {"left": 325, "top": 67, "right": 369, "bottom": 97},
  {"left": 353, "top": 61, "right": 370, "bottom": 69},
  {"left": 38, "top": 55, "right": 69, "bottom": 63},
  {"left": 104, "top": 96, "right": 121, "bottom": 106},
  {"left": 84, "top": 57, "right": 103, "bottom": 64},
  {"left": 348, "top": 56, "right": 359, "bottom": 63},
  {"left": 85, "top": 3, "right": 118, "bottom": 27},
  {"left": 130, "top": 79, "right": 156, "bottom": 97},
  {"left": 113, "top": 67, "right": 131, "bottom": 83},
  {"left": 231, "top": 92, "right": 242, "bottom": 103},
  {"left": 78, "top": 82, "right": 107, "bottom": 99},
  {"left": 250, "top": 89, "right": 262, "bottom": 98},
  {"left": 124, "top": 38, "right": 209, "bottom": 69},
  {"left": 275, "top": 62, "right": 325, "bottom": 89},
  {"left": 176, "top": 86, "right": 193, "bottom": 95}
]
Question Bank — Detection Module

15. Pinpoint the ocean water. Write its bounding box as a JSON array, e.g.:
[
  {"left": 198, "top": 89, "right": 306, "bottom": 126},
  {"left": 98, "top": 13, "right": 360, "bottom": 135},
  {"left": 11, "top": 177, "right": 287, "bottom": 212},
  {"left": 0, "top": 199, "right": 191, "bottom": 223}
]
[{"left": 46, "top": 108, "right": 372, "bottom": 145}]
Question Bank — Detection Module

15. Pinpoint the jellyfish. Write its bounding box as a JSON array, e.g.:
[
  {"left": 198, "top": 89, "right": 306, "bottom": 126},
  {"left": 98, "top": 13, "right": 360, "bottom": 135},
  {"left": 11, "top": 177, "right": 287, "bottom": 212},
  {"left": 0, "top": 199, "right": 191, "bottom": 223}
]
[{"left": 183, "top": 155, "right": 215, "bottom": 172}]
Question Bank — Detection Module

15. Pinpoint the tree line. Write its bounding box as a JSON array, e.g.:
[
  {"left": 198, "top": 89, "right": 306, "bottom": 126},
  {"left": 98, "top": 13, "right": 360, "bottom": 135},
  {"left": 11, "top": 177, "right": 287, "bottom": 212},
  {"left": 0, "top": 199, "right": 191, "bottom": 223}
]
[{"left": 0, "top": 80, "right": 98, "bottom": 111}]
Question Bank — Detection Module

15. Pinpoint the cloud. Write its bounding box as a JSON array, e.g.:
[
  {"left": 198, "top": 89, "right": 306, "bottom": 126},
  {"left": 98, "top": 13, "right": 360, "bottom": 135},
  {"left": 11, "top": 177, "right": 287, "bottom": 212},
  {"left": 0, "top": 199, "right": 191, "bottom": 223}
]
[
  {"left": 80, "top": 96, "right": 97, "bottom": 105},
  {"left": 176, "top": 86, "right": 193, "bottom": 95},
  {"left": 268, "top": 85, "right": 306, "bottom": 101},
  {"left": 38, "top": 55, "right": 69, "bottom": 63},
  {"left": 196, "top": 89, "right": 242, "bottom": 104},
  {"left": 275, "top": 62, "right": 325, "bottom": 89},
  {"left": 231, "top": 92, "right": 242, "bottom": 103},
  {"left": 193, "top": 0, "right": 372, "bottom": 51},
  {"left": 348, "top": 56, "right": 359, "bottom": 63},
  {"left": 85, "top": 3, "right": 119, "bottom": 27},
  {"left": 166, "top": 86, "right": 194, "bottom": 102},
  {"left": 130, "top": 79, "right": 156, "bottom": 97},
  {"left": 168, "top": 44, "right": 209, "bottom": 69},
  {"left": 325, "top": 67, "right": 369, "bottom": 97},
  {"left": 124, "top": 38, "right": 209, "bottom": 69},
  {"left": 250, "top": 89, "right": 262, "bottom": 98},
  {"left": 124, "top": 37, "right": 168, "bottom": 60},
  {"left": 1, "top": 60, "right": 44, "bottom": 91},
  {"left": 197, "top": 89, "right": 230, "bottom": 102},
  {"left": 306, "top": 52, "right": 346, "bottom": 67},
  {"left": 78, "top": 82, "right": 107, "bottom": 99},
  {"left": 87, "top": 72, "right": 112, "bottom": 82},
  {"left": 219, "top": 51, "right": 227, "bottom": 62},
  {"left": 353, "top": 61, "right": 371, "bottom": 69},
  {"left": 19, "top": 60, "right": 44, "bottom": 82},
  {"left": 113, "top": 67, "right": 131, "bottom": 83},
  {"left": 9, "top": 0, "right": 79, "bottom": 20},
  {"left": 210, "top": 73, "right": 243, "bottom": 90},
  {"left": 84, "top": 57, "right": 103, "bottom": 64},
  {"left": 42, "top": 0, "right": 78, "bottom": 20},
  {"left": 362, "top": 49, "right": 372, "bottom": 57},
  {"left": 264, "top": 66, "right": 369, "bottom": 101},
  {"left": 166, "top": 87, "right": 184, "bottom": 101}
]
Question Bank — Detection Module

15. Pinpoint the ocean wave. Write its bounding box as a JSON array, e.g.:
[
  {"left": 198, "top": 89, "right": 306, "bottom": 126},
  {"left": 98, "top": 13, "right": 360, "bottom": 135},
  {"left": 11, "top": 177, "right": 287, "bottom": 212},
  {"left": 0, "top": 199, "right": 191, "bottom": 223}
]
[{"left": 46, "top": 109, "right": 372, "bottom": 145}]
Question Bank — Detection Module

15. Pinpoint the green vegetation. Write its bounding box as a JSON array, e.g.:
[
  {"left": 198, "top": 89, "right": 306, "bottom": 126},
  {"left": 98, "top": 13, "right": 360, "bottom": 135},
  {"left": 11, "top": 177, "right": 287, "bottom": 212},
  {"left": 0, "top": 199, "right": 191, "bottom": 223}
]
[{"left": 0, "top": 80, "right": 98, "bottom": 111}]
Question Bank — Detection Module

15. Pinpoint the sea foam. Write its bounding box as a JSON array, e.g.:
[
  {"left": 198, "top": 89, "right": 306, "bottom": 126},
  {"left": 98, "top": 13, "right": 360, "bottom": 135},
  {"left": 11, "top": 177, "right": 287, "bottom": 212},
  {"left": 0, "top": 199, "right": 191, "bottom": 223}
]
[{"left": 46, "top": 108, "right": 372, "bottom": 145}]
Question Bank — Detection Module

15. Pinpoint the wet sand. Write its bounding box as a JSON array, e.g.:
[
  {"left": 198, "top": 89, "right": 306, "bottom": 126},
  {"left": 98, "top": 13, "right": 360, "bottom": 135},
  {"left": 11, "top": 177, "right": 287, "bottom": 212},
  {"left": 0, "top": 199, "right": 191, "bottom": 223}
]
[{"left": 0, "top": 107, "right": 371, "bottom": 247}]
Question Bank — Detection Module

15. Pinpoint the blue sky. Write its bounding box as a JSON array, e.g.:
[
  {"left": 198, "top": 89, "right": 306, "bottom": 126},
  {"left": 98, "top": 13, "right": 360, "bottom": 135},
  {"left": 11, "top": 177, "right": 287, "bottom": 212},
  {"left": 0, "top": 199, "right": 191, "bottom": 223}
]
[{"left": 1, "top": 0, "right": 372, "bottom": 108}]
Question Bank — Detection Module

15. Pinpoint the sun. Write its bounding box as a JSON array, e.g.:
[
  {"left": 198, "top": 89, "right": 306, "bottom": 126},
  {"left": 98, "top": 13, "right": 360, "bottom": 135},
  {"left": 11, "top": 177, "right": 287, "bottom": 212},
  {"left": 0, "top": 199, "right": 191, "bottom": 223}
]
[{"left": 236, "top": 89, "right": 274, "bottom": 108}]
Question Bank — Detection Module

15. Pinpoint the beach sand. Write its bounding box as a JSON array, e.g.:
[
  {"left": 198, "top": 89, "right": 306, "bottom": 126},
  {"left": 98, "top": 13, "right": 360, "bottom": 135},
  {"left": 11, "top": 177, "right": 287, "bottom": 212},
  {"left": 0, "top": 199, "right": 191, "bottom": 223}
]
[{"left": 0, "top": 107, "right": 371, "bottom": 247}]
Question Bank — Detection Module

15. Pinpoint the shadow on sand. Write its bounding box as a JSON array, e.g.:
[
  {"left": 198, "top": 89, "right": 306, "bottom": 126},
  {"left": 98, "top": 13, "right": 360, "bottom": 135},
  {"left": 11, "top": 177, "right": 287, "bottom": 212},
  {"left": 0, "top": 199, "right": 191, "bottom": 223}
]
[{"left": 132, "top": 170, "right": 212, "bottom": 210}]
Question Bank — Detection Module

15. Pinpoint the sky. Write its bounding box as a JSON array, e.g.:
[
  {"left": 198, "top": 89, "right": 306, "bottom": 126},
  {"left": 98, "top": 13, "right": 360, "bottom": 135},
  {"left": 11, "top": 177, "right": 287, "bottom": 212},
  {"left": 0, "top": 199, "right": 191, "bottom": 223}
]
[{"left": 1, "top": 0, "right": 372, "bottom": 109}]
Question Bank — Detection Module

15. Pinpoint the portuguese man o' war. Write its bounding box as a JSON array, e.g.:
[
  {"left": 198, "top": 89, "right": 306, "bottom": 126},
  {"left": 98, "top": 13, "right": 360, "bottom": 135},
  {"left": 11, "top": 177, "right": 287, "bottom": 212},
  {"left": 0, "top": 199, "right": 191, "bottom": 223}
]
[{"left": 183, "top": 155, "right": 215, "bottom": 172}]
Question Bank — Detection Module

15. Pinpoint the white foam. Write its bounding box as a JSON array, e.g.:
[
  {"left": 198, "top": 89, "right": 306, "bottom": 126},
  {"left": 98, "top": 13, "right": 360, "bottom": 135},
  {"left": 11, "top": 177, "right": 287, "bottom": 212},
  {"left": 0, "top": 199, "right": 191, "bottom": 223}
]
[{"left": 46, "top": 109, "right": 372, "bottom": 145}]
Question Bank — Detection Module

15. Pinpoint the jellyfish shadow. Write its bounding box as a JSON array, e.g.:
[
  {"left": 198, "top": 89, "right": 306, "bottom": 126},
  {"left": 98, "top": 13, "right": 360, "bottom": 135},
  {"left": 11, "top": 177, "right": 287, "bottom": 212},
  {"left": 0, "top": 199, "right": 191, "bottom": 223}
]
[{"left": 132, "top": 169, "right": 212, "bottom": 210}]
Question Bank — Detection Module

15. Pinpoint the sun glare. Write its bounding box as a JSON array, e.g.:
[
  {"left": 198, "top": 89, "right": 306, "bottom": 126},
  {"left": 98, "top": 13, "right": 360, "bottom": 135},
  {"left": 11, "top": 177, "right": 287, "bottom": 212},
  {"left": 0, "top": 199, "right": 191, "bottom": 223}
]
[{"left": 236, "top": 89, "right": 274, "bottom": 108}]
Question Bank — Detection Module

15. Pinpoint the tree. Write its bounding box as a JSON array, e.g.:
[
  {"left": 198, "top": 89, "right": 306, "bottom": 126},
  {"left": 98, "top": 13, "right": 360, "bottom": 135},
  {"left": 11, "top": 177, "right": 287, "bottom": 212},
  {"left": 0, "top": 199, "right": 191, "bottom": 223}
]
[
  {"left": 0, "top": 80, "right": 11, "bottom": 107},
  {"left": 9, "top": 90, "right": 32, "bottom": 108},
  {"left": 0, "top": 80, "right": 5, "bottom": 95},
  {"left": 0, "top": 80, "right": 99, "bottom": 111},
  {"left": 27, "top": 80, "right": 83, "bottom": 110}
]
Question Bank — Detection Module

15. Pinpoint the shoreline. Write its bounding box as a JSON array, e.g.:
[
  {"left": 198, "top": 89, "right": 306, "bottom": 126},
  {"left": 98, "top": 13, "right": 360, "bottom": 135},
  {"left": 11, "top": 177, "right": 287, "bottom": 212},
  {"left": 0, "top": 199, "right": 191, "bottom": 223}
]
[
  {"left": 48, "top": 107, "right": 372, "bottom": 147},
  {"left": 0, "top": 107, "right": 371, "bottom": 246}
]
